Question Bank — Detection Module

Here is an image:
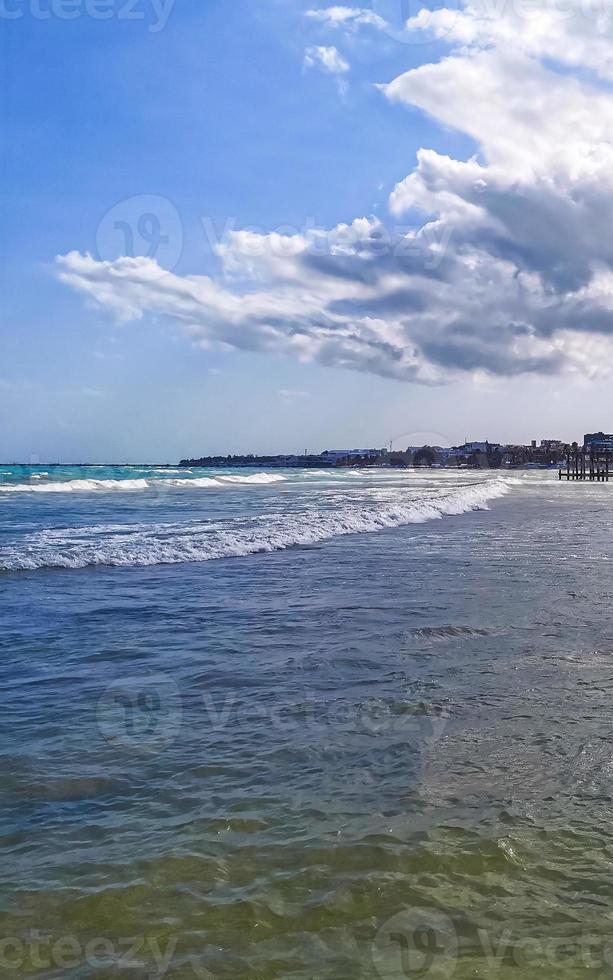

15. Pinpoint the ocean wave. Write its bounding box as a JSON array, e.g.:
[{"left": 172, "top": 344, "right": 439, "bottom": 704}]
[
  {"left": 164, "top": 477, "right": 222, "bottom": 488},
  {"left": 0, "top": 478, "right": 511, "bottom": 571},
  {"left": 215, "top": 473, "right": 287, "bottom": 484},
  {"left": 163, "top": 474, "right": 286, "bottom": 488},
  {"left": 0, "top": 471, "right": 286, "bottom": 493},
  {"left": 0, "top": 479, "right": 149, "bottom": 493}
]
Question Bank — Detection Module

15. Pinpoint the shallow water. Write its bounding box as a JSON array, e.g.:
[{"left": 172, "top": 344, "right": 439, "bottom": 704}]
[{"left": 1, "top": 467, "right": 613, "bottom": 978}]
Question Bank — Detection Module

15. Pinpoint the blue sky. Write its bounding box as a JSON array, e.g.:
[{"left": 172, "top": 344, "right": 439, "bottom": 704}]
[{"left": 3, "top": 0, "right": 613, "bottom": 461}]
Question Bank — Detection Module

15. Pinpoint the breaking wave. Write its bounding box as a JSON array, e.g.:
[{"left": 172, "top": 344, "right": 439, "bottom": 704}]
[
  {"left": 0, "top": 472, "right": 286, "bottom": 493},
  {"left": 0, "top": 478, "right": 149, "bottom": 493},
  {"left": 165, "top": 477, "right": 223, "bottom": 488},
  {"left": 0, "top": 478, "right": 511, "bottom": 571},
  {"left": 215, "top": 473, "right": 287, "bottom": 484}
]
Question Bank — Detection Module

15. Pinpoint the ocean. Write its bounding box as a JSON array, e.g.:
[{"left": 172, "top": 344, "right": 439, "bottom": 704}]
[{"left": 1, "top": 465, "right": 613, "bottom": 978}]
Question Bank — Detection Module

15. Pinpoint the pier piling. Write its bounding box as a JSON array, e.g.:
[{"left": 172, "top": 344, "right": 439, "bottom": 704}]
[{"left": 559, "top": 448, "right": 613, "bottom": 481}]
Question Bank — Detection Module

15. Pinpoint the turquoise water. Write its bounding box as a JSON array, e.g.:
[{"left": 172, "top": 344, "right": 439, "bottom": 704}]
[{"left": 1, "top": 466, "right": 613, "bottom": 978}]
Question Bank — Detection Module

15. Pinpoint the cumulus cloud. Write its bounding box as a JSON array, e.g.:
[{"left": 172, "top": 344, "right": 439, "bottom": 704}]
[
  {"left": 305, "top": 6, "right": 387, "bottom": 30},
  {"left": 383, "top": 47, "right": 613, "bottom": 295},
  {"left": 304, "top": 44, "right": 350, "bottom": 75},
  {"left": 405, "top": 0, "right": 613, "bottom": 81},
  {"left": 57, "top": 0, "right": 613, "bottom": 384},
  {"left": 56, "top": 206, "right": 613, "bottom": 384}
]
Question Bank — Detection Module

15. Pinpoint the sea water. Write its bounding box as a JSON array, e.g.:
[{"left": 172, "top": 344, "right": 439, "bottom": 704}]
[{"left": 1, "top": 466, "right": 612, "bottom": 978}]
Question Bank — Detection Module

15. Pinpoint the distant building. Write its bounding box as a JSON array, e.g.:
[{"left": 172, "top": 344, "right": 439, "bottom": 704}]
[
  {"left": 461, "top": 440, "right": 501, "bottom": 454},
  {"left": 540, "top": 439, "right": 566, "bottom": 451},
  {"left": 584, "top": 432, "right": 613, "bottom": 451},
  {"left": 321, "top": 448, "right": 387, "bottom": 463}
]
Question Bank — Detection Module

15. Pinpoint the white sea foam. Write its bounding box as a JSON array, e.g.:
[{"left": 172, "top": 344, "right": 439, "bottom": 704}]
[
  {"left": 0, "top": 477, "right": 511, "bottom": 570},
  {"left": 164, "top": 477, "right": 222, "bottom": 488},
  {"left": 0, "top": 471, "right": 286, "bottom": 493},
  {"left": 216, "top": 473, "right": 287, "bottom": 484},
  {"left": 0, "top": 478, "right": 149, "bottom": 493}
]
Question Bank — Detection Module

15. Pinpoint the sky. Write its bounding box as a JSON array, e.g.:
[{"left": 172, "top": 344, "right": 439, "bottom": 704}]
[{"left": 3, "top": 0, "right": 613, "bottom": 461}]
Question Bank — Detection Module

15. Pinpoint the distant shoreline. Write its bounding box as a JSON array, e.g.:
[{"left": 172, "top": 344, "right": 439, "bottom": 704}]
[
  {"left": 0, "top": 460, "right": 560, "bottom": 471},
  {"left": 0, "top": 462, "right": 177, "bottom": 469}
]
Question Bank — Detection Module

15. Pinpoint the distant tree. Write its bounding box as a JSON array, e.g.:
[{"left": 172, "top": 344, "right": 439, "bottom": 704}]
[{"left": 413, "top": 446, "right": 436, "bottom": 467}]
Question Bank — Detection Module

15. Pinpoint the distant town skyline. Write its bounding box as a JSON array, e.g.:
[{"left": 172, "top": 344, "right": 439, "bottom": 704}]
[{"left": 5, "top": 433, "right": 610, "bottom": 468}]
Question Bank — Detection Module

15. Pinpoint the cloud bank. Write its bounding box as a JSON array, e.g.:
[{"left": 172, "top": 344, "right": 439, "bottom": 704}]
[{"left": 57, "top": 0, "right": 613, "bottom": 384}]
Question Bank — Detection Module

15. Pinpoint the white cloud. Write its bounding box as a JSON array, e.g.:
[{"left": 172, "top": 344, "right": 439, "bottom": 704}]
[
  {"left": 56, "top": 199, "right": 613, "bottom": 385},
  {"left": 305, "top": 6, "right": 387, "bottom": 30},
  {"left": 57, "top": 0, "right": 613, "bottom": 385},
  {"left": 304, "top": 45, "right": 350, "bottom": 75},
  {"left": 383, "top": 48, "right": 613, "bottom": 185},
  {"left": 406, "top": 0, "right": 613, "bottom": 81},
  {"left": 279, "top": 388, "right": 312, "bottom": 398},
  {"left": 382, "top": 44, "right": 613, "bottom": 300}
]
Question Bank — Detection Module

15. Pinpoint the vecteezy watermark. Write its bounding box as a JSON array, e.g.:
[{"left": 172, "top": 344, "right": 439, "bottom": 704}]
[
  {"left": 199, "top": 692, "right": 450, "bottom": 742},
  {"left": 373, "top": 907, "right": 458, "bottom": 979},
  {"left": 92, "top": 200, "right": 454, "bottom": 274},
  {"left": 201, "top": 215, "right": 454, "bottom": 272},
  {"left": 0, "top": 932, "right": 178, "bottom": 975},
  {"left": 96, "top": 194, "right": 183, "bottom": 276},
  {"left": 390, "top": 430, "right": 453, "bottom": 453},
  {"left": 372, "top": 907, "right": 613, "bottom": 977},
  {"left": 0, "top": 0, "right": 174, "bottom": 29},
  {"left": 96, "top": 673, "right": 182, "bottom": 753},
  {"left": 96, "top": 672, "right": 450, "bottom": 754}
]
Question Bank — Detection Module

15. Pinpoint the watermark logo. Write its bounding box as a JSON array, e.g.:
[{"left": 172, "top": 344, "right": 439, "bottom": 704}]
[
  {"left": 391, "top": 429, "right": 453, "bottom": 453},
  {"left": 92, "top": 202, "right": 453, "bottom": 274},
  {"left": 97, "top": 673, "right": 182, "bottom": 753},
  {"left": 95, "top": 672, "right": 450, "bottom": 765},
  {"left": 373, "top": 907, "right": 458, "bottom": 978},
  {"left": 373, "top": 906, "right": 613, "bottom": 975},
  {"left": 200, "top": 214, "right": 453, "bottom": 271},
  {"left": 0, "top": 932, "right": 178, "bottom": 976},
  {"left": 0, "top": 0, "right": 174, "bottom": 30},
  {"left": 96, "top": 194, "right": 183, "bottom": 277}
]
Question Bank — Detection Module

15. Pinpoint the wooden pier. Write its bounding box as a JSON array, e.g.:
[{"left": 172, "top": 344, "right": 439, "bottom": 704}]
[{"left": 559, "top": 447, "right": 613, "bottom": 481}]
